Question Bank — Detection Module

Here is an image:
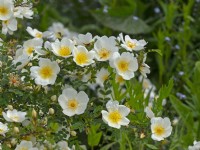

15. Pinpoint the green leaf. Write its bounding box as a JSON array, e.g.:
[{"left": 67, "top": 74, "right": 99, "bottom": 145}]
[
  {"left": 154, "top": 78, "right": 173, "bottom": 115},
  {"left": 148, "top": 49, "right": 163, "bottom": 56},
  {"left": 88, "top": 124, "right": 102, "bottom": 147},
  {"left": 169, "top": 95, "right": 194, "bottom": 131},
  {"left": 91, "top": 11, "right": 151, "bottom": 34},
  {"left": 145, "top": 144, "right": 158, "bottom": 150}
]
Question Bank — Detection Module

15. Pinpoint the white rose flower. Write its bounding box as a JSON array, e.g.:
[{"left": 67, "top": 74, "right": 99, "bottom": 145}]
[
  {"left": 15, "top": 140, "right": 38, "bottom": 150},
  {"left": 2, "top": 17, "right": 17, "bottom": 35},
  {"left": 0, "top": 0, "right": 13, "bottom": 21},
  {"left": 0, "top": 122, "right": 9, "bottom": 136},
  {"left": 13, "top": 47, "right": 30, "bottom": 70},
  {"left": 94, "top": 36, "right": 118, "bottom": 61},
  {"left": 112, "top": 52, "right": 138, "bottom": 80},
  {"left": 58, "top": 87, "right": 89, "bottom": 116},
  {"left": 72, "top": 45, "right": 95, "bottom": 67},
  {"left": 14, "top": 6, "right": 33, "bottom": 19},
  {"left": 51, "top": 37, "right": 74, "bottom": 58},
  {"left": 144, "top": 106, "right": 155, "bottom": 119},
  {"left": 75, "top": 32, "right": 93, "bottom": 45},
  {"left": 3, "top": 109, "right": 26, "bottom": 123},
  {"left": 22, "top": 39, "right": 45, "bottom": 57},
  {"left": 188, "top": 141, "right": 200, "bottom": 150},
  {"left": 57, "top": 141, "right": 71, "bottom": 150},
  {"left": 151, "top": 117, "right": 172, "bottom": 141},
  {"left": 96, "top": 68, "right": 110, "bottom": 87},
  {"left": 119, "top": 33, "right": 147, "bottom": 51},
  {"left": 101, "top": 100, "right": 130, "bottom": 129},
  {"left": 30, "top": 58, "right": 60, "bottom": 86}
]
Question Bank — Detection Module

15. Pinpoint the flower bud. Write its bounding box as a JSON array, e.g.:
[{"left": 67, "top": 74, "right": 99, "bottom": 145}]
[
  {"left": 32, "top": 108, "right": 37, "bottom": 119},
  {"left": 7, "top": 105, "right": 13, "bottom": 110},
  {"left": 70, "top": 131, "right": 77, "bottom": 136},
  {"left": 140, "top": 133, "right": 145, "bottom": 139},
  {"left": 51, "top": 95, "right": 57, "bottom": 102},
  {"left": 49, "top": 108, "right": 54, "bottom": 115},
  {"left": 11, "top": 138, "right": 17, "bottom": 146},
  {"left": 13, "top": 127, "right": 19, "bottom": 134}
]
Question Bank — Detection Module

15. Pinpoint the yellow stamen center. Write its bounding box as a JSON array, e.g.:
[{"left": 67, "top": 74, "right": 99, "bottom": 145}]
[
  {"left": 20, "top": 147, "right": 28, "bottom": 150},
  {"left": 0, "top": 6, "right": 8, "bottom": 16},
  {"left": 26, "top": 47, "right": 34, "bottom": 55},
  {"left": 39, "top": 66, "right": 53, "bottom": 79},
  {"left": 108, "top": 111, "right": 122, "bottom": 123},
  {"left": 67, "top": 99, "right": 78, "bottom": 110},
  {"left": 127, "top": 41, "right": 136, "bottom": 49},
  {"left": 58, "top": 46, "right": 71, "bottom": 57},
  {"left": 11, "top": 116, "right": 19, "bottom": 122},
  {"left": 153, "top": 125, "right": 165, "bottom": 136},
  {"left": 99, "top": 48, "right": 110, "bottom": 60},
  {"left": 36, "top": 32, "right": 42, "bottom": 38},
  {"left": 117, "top": 60, "right": 129, "bottom": 72},
  {"left": 102, "top": 74, "right": 109, "bottom": 82},
  {"left": 75, "top": 52, "right": 88, "bottom": 65}
]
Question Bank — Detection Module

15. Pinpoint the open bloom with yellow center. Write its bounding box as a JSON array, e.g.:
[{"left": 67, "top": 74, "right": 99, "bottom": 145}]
[
  {"left": 111, "top": 52, "right": 138, "bottom": 80},
  {"left": 119, "top": 33, "right": 147, "bottom": 51},
  {"left": 58, "top": 87, "right": 89, "bottom": 116},
  {"left": 0, "top": 122, "right": 8, "bottom": 136},
  {"left": 51, "top": 37, "right": 74, "bottom": 58},
  {"left": 96, "top": 68, "right": 110, "bottom": 87},
  {"left": 94, "top": 36, "right": 118, "bottom": 61},
  {"left": 26, "top": 26, "right": 43, "bottom": 39},
  {"left": 30, "top": 58, "right": 60, "bottom": 86},
  {"left": 101, "top": 100, "right": 130, "bottom": 129},
  {"left": 22, "top": 39, "right": 45, "bottom": 57},
  {"left": 151, "top": 117, "right": 172, "bottom": 141},
  {"left": 0, "top": 0, "right": 13, "bottom": 21},
  {"left": 2, "top": 17, "right": 17, "bottom": 35},
  {"left": 15, "top": 140, "right": 38, "bottom": 150},
  {"left": 73, "top": 45, "right": 95, "bottom": 67},
  {"left": 3, "top": 109, "right": 26, "bottom": 123}
]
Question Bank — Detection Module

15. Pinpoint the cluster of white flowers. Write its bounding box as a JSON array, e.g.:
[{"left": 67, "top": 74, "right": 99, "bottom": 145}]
[{"left": 0, "top": 0, "right": 33, "bottom": 35}]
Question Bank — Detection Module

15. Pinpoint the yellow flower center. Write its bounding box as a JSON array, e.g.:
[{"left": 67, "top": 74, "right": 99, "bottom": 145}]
[
  {"left": 75, "top": 52, "right": 88, "bottom": 65},
  {"left": 36, "top": 32, "right": 42, "bottom": 38},
  {"left": 99, "top": 48, "right": 110, "bottom": 60},
  {"left": 0, "top": 6, "right": 8, "bottom": 16},
  {"left": 127, "top": 41, "right": 136, "bottom": 49},
  {"left": 0, "top": 128, "right": 4, "bottom": 134},
  {"left": 58, "top": 46, "right": 71, "bottom": 57},
  {"left": 67, "top": 99, "right": 78, "bottom": 110},
  {"left": 108, "top": 111, "right": 122, "bottom": 123},
  {"left": 117, "top": 60, "right": 129, "bottom": 72},
  {"left": 11, "top": 116, "right": 19, "bottom": 122},
  {"left": 26, "top": 47, "right": 34, "bottom": 55},
  {"left": 39, "top": 66, "right": 53, "bottom": 79},
  {"left": 153, "top": 125, "right": 165, "bottom": 136},
  {"left": 20, "top": 147, "right": 28, "bottom": 150}
]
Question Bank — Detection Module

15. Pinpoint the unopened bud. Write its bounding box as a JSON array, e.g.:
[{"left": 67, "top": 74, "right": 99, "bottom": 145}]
[
  {"left": 7, "top": 105, "right": 13, "bottom": 110},
  {"left": 32, "top": 109, "right": 37, "bottom": 118},
  {"left": 49, "top": 108, "right": 54, "bottom": 115},
  {"left": 140, "top": 133, "right": 145, "bottom": 139},
  {"left": 11, "top": 138, "right": 17, "bottom": 146},
  {"left": 13, "top": 127, "right": 19, "bottom": 133},
  {"left": 51, "top": 95, "right": 57, "bottom": 102},
  {"left": 70, "top": 131, "right": 77, "bottom": 136}
]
